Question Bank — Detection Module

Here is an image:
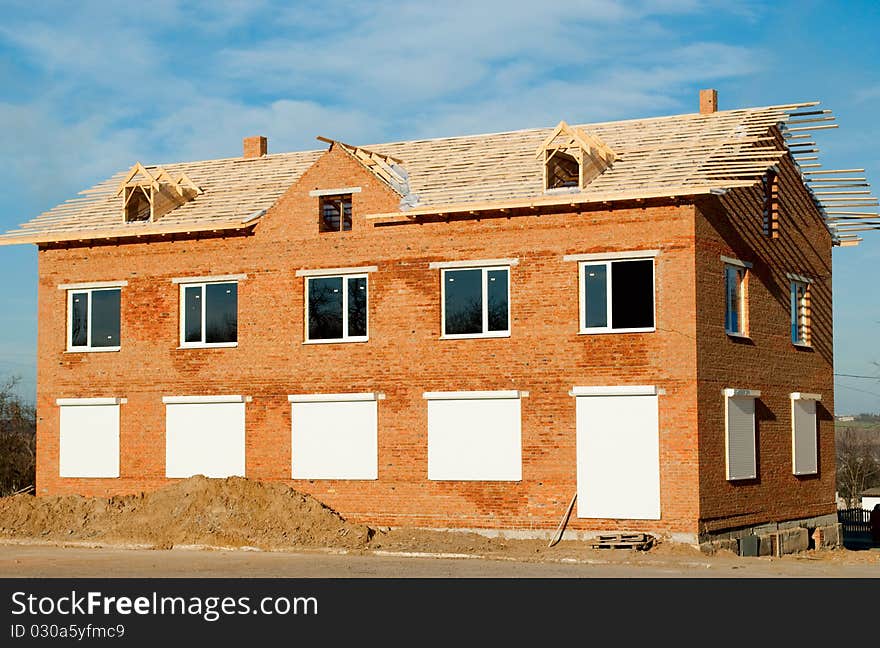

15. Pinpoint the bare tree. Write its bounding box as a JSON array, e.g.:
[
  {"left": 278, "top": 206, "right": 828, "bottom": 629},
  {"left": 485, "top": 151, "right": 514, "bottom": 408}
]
[
  {"left": 0, "top": 376, "right": 36, "bottom": 496},
  {"left": 836, "top": 425, "right": 880, "bottom": 508}
]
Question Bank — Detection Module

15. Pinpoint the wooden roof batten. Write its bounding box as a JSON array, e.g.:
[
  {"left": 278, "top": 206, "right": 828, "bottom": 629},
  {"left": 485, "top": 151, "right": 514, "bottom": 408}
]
[
  {"left": 115, "top": 162, "right": 203, "bottom": 223},
  {"left": 2, "top": 99, "right": 874, "bottom": 247}
]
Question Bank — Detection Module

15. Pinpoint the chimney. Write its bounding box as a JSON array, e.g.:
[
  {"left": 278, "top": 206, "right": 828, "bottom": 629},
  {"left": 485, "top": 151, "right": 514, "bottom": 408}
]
[
  {"left": 243, "top": 135, "right": 268, "bottom": 158},
  {"left": 700, "top": 89, "right": 718, "bottom": 114}
]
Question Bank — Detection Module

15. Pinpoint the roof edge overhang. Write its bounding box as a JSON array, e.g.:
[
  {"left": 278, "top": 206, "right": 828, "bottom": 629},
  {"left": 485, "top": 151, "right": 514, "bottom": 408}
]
[
  {"left": 0, "top": 220, "right": 258, "bottom": 247},
  {"left": 365, "top": 184, "right": 745, "bottom": 221}
]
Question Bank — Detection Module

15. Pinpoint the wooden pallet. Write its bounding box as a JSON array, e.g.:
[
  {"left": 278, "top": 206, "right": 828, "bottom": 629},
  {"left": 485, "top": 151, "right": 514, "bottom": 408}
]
[{"left": 589, "top": 533, "right": 654, "bottom": 550}]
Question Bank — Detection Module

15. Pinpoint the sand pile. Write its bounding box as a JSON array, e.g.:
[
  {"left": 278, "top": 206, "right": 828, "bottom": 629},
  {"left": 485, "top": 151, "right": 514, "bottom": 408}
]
[{"left": 0, "top": 476, "right": 372, "bottom": 550}]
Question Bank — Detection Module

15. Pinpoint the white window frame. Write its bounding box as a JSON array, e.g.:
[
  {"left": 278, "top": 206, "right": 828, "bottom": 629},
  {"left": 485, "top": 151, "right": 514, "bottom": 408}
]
[
  {"left": 440, "top": 265, "right": 511, "bottom": 339},
  {"left": 66, "top": 287, "right": 123, "bottom": 353},
  {"left": 724, "top": 263, "right": 748, "bottom": 337},
  {"left": 304, "top": 273, "right": 370, "bottom": 344},
  {"left": 178, "top": 280, "right": 239, "bottom": 349},
  {"left": 577, "top": 258, "right": 656, "bottom": 334},
  {"left": 790, "top": 279, "right": 811, "bottom": 347}
]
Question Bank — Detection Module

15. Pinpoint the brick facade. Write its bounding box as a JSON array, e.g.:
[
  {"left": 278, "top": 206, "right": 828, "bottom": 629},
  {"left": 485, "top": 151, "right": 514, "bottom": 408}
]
[{"left": 34, "top": 144, "right": 834, "bottom": 540}]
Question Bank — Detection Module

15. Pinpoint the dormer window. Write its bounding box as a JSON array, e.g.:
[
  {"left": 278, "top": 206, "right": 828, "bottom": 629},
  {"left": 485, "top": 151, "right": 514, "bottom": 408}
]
[
  {"left": 116, "top": 162, "right": 201, "bottom": 224},
  {"left": 124, "top": 187, "right": 152, "bottom": 222},
  {"left": 546, "top": 150, "right": 580, "bottom": 189},
  {"left": 536, "top": 121, "right": 616, "bottom": 192},
  {"left": 320, "top": 195, "right": 353, "bottom": 232}
]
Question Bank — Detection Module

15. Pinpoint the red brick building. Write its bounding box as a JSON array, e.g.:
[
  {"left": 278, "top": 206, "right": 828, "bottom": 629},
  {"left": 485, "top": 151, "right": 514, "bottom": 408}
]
[{"left": 2, "top": 90, "right": 870, "bottom": 544}]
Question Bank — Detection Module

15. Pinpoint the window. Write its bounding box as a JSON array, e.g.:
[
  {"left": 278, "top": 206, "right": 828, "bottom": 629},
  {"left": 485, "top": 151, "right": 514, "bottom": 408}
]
[
  {"left": 441, "top": 266, "right": 510, "bottom": 338},
  {"left": 790, "top": 280, "right": 811, "bottom": 346},
  {"left": 319, "top": 194, "right": 352, "bottom": 232},
  {"left": 306, "top": 274, "right": 368, "bottom": 342},
  {"left": 579, "top": 259, "right": 655, "bottom": 333},
  {"left": 545, "top": 150, "right": 580, "bottom": 189},
  {"left": 67, "top": 288, "right": 121, "bottom": 351},
  {"left": 724, "top": 264, "right": 748, "bottom": 335},
  {"left": 164, "top": 396, "right": 247, "bottom": 478},
  {"left": 289, "top": 393, "right": 380, "bottom": 480},
  {"left": 791, "top": 392, "right": 820, "bottom": 476},
  {"left": 58, "top": 398, "right": 122, "bottom": 478},
  {"left": 179, "top": 281, "right": 238, "bottom": 347},
  {"left": 425, "top": 391, "right": 523, "bottom": 481},
  {"left": 724, "top": 388, "right": 759, "bottom": 481}
]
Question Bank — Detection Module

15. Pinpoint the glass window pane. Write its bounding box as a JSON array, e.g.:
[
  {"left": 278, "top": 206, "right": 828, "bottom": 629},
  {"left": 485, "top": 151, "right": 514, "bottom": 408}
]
[
  {"left": 184, "top": 285, "right": 203, "bottom": 343},
  {"left": 487, "top": 269, "right": 508, "bottom": 332},
  {"left": 70, "top": 291, "right": 88, "bottom": 347},
  {"left": 90, "top": 289, "right": 120, "bottom": 347},
  {"left": 611, "top": 260, "right": 654, "bottom": 329},
  {"left": 321, "top": 199, "right": 341, "bottom": 231},
  {"left": 347, "top": 276, "right": 367, "bottom": 338},
  {"left": 342, "top": 198, "right": 352, "bottom": 231},
  {"left": 790, "top": 284, "right": 798, "bottom": 342},
  {"left": 725, "top": 266, "right": 741, "bottom": 333},
  {"left": 309, "top": 277, "right": 344, "bottom": 339},
  {"left": 444, "top": 269, "right": 482, "bottom": 335},
  {"left": 205, "top": 283, "right": 238, "bottom": 344},
  {"left": 583, "top": 264, "right": 607, "bottom": 328}
]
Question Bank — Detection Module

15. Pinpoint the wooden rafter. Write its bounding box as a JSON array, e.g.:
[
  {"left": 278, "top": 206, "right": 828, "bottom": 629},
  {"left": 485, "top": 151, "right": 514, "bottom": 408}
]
[{"left": 317, "top": 136, "right": 409, "bottom": 196}]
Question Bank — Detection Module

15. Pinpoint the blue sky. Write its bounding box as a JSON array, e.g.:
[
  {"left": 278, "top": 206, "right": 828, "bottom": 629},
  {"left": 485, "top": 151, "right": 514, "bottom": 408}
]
[{"left": 1, "top": 0, "right": 879, "bottom": 412}]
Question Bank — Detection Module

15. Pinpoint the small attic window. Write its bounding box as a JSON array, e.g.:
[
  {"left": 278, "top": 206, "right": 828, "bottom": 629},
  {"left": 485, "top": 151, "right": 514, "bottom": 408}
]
[
  {"left": 545, "top": 150, "right": 580, "bottom": 189},
  {"left": 536, "top": 121, "right": 616, "bottom": 193},
  {"left": 116, "top": 162, "right": 201, "bottom": 225},
  {"left": 320, "top": 195, "right": 353, "bottom": 232},
  {"left": 124, "top": 187, "right": 152, "bottom": 222}
]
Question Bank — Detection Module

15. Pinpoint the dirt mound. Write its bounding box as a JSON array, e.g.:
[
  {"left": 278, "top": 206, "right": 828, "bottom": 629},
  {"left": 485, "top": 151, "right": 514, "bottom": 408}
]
[{"left": 0, "top": 476, "right": 372, "bottom": 550}]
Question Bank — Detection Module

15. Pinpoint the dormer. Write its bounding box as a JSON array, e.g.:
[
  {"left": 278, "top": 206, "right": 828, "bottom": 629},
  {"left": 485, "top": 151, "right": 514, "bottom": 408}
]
[
  {"left": 116, "top": 162, "right": 202, "bottom": 223},
  {"left": 536, "top": 121, "right": 616, "bottom": 192}
]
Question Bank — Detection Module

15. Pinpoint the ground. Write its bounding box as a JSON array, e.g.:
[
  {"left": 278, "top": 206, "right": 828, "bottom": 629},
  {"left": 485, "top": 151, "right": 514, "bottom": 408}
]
[
  {"left": 2, "top": 476, "right": 878, "bottom": 577},
  {"left": 1, "top": 539, "right": 879, "bottom": 578}
]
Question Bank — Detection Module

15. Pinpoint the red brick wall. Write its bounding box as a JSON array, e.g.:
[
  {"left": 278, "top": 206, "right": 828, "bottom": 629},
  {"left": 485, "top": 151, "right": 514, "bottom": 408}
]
[
  {"left": 36, "top": 145, "right": 703, "bottom": 535},
  {"left": 694, "top": 147, "right": 836, "bottom": 535}
]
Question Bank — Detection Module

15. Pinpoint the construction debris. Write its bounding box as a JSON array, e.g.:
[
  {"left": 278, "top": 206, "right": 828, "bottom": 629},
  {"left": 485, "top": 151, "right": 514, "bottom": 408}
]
[{"left": 589, "top": 533, "right": 655, "bottom": 551}]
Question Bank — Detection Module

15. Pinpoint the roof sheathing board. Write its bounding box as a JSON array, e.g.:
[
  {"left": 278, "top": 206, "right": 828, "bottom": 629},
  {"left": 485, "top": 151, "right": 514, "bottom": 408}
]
[{"left": 1, "top": 101, "right": 870, "bottom": 245}]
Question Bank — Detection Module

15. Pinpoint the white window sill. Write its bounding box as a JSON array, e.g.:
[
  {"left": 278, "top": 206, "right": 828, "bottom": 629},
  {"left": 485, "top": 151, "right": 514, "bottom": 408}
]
[
  {"left": 302, "top": 338, "right": 369, "bottom": 345},
  {"left": 579, "top": 327, "right": 655, "bottom": 335},
  {"left": 65, "top": 347, "right": 121, "bottom": 353},
  {"left": 792, "top": 342, "right": 813, "bottom": 349},
  {"left": 725, "top": 331, "right": 751, "bottom": 340},
  {"left": 440, "top": 332, "right": 511, "bottom": 340},
  {"left": 177, "top": 343, "right": 238, "bottom": 349}
]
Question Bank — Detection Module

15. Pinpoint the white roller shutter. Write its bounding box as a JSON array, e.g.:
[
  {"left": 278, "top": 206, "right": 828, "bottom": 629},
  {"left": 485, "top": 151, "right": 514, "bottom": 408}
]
[
  {"left": 289, "top": 393, "right": 379, "bottom": 480},
  {"left": 574, "top": 386, "right": 660, "bottom": 520},
  {"left": 791, "top": 393, "right": 820, "bottom": 475},
  {"left": 724, "top": 389, "right": 759, "bottom": 481},
  {"left": 164, "top": 397, "right": 246, "bottom": 478},
  {"left": 58, "top": 399, "right": 121, "bottom": 478},
  {"left": 425, "top": 391, "right": 523, "bottom": 481}
]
